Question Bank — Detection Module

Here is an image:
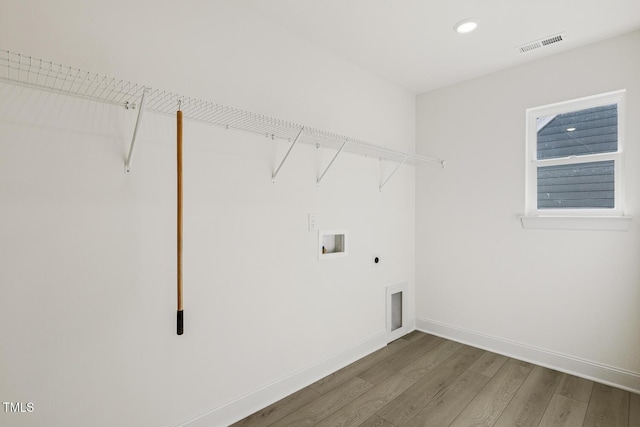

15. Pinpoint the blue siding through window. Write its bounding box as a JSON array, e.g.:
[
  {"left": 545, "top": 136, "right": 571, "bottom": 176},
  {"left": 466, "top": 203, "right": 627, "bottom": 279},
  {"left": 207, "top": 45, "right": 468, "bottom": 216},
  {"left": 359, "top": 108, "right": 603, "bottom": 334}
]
[
  {"left": 537, "top": 161, "right": 614, "bottom": 209},
  {"left": 536, "top": 105, "right": 617, "bottom": 209},
  {"left": 537, "top": 104, "right": 617, "bottom": 160}
]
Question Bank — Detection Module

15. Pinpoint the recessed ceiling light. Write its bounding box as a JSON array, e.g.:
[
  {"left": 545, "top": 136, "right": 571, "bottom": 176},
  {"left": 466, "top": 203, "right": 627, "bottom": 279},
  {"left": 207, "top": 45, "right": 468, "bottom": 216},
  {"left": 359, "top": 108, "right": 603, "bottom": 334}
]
[
  {"left": 566, "top": 127, "right": 576, "bottom": 132},
  {"left": 454, "top": 19, "right": 478, "bottom": 34}
]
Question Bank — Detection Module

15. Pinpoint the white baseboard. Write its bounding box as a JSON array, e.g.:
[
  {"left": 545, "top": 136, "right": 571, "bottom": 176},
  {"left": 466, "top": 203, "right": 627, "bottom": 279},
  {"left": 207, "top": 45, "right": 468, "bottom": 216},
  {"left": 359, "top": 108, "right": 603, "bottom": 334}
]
[
  {"left": 416, "top": 317, "right": 640, "bottom": 393},
  {"left": 174, "top": 330, "right": 388, "bottom": 427}
]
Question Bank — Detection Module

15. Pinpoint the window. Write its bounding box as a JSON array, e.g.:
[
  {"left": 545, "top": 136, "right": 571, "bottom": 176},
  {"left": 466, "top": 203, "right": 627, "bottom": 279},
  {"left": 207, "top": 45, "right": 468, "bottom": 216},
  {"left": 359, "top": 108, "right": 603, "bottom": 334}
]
[{"left": 523, "top": 90, "right": 630, "bottom": 230}]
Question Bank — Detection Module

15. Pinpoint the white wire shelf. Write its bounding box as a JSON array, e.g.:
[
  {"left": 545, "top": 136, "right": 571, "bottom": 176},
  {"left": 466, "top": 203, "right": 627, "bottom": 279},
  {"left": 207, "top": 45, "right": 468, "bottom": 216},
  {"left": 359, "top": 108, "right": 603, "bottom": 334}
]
[{"left": 0, "top": 49, "right": 444, "bottom": 172}]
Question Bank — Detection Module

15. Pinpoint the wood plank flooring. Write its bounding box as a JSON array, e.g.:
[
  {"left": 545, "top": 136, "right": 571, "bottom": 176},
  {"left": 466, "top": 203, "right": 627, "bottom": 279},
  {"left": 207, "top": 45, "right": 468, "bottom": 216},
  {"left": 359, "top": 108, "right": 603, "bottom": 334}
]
[{"left": 232, "top": 331, "right": 640, "bottom": 427}]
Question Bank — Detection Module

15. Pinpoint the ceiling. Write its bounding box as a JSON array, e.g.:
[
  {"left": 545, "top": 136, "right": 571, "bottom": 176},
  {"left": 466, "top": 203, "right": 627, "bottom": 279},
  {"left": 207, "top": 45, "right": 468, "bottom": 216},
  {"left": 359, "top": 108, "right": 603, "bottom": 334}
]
[{"left": 245, "top": 0, "right": 640, "bottom": 94}]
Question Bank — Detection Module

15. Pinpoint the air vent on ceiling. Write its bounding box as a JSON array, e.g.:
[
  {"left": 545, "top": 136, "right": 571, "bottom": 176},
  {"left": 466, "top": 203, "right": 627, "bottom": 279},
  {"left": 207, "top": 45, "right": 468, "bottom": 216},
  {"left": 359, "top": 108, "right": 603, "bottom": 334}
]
[{"left": 518, "top": 32, "right": 566, "bottom": 53}]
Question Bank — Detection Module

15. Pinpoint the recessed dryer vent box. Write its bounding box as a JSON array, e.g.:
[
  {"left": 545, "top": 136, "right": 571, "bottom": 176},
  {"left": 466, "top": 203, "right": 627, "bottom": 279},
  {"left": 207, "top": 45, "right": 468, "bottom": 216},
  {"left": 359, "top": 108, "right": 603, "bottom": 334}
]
[
  {"left": 318, "top": 230, "right": 348, "bottom": 260},
  {"left": 386, "top": 282, "right": 408, "bottom": 342}
]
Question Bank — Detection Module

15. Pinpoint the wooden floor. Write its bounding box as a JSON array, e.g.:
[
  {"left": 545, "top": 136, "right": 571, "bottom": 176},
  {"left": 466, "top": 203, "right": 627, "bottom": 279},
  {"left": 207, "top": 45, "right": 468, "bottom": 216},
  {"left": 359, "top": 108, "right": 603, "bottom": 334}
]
[{"left": 232, "top": 331, "right": 640, "bottom": 427}]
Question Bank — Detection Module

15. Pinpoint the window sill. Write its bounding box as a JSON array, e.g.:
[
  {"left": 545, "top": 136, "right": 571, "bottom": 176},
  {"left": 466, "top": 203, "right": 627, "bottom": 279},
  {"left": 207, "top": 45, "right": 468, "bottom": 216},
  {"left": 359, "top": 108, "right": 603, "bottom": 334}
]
[{"left": 520, "top": 215, "right": 632, "bottom": 231}]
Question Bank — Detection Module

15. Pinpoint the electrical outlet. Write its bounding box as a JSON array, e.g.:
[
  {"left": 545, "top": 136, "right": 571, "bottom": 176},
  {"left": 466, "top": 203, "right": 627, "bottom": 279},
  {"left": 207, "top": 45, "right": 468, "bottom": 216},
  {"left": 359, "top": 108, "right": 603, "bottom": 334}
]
[{"left": 308, "top": 213, "right": 318, "bottom": 231}]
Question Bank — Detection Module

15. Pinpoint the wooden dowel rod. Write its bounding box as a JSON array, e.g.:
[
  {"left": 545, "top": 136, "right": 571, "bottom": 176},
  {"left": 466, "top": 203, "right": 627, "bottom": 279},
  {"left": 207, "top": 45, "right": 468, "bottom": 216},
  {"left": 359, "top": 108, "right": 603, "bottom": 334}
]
[{"left": 177, "top": 109, "right": 184, "bottom": 335}]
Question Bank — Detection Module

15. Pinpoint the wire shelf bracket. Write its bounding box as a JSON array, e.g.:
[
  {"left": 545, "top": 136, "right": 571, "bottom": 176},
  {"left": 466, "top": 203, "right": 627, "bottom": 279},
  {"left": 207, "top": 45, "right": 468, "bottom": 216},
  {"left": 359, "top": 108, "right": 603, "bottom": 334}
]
[
  {"left": 0, "top": 49, "right": 445, "bottom": 185},
  {"left": 379, "top": 155, "right": 409, "bottom": 192},
  {"left": 124, "top": 88, "right": 149, "bottom": 172},
  {"left": 317, "top": 139, "right": 348, "bottom": 187},
  {"left": 272, "top": 126, "right": 304, "bottom": 183}
]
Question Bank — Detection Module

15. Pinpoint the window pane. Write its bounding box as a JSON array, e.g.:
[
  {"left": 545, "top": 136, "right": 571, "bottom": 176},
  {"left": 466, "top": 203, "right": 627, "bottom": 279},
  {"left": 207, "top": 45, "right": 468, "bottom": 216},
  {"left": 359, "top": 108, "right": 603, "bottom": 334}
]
[
  {"left": 537, "top": 160, "right": 614, "bottom": 209},
  {"left": 537, "top": 104, "right": 617, "bottom": 160}
]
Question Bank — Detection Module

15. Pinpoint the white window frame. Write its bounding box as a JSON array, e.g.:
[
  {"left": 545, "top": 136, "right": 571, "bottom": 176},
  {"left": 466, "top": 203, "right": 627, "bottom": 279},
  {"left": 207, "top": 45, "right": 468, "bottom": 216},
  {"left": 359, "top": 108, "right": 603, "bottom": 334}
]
[{"left": 522, "top": 90, "right": 631, "bottom": 230}]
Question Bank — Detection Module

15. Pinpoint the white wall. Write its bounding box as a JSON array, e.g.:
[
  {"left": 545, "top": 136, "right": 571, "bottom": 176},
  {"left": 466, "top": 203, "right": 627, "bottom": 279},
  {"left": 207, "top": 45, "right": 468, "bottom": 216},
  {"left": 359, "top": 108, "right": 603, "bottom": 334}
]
[
  {"left": 416, "top": 31, "right": 640, "bottom": 391},
  {"left": 0, "top": 1, "right": 416, "bottom": 426}
]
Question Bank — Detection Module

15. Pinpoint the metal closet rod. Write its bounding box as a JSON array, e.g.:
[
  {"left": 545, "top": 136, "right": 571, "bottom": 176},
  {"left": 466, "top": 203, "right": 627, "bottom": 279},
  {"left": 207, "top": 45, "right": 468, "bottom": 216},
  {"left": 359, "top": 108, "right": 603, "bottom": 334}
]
[{"left": 0, "top": 49, "right": 445, "bottom": 172}]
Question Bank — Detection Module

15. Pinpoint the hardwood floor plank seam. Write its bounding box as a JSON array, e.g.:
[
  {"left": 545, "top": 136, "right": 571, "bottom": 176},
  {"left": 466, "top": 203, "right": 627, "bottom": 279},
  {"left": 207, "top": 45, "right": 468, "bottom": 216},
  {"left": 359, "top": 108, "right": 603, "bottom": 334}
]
[
  {"left": 269, "top": 376, "right": 375, "bottom": 427},
  {"left": 376, "top": 346, "right": 485, "bottom": 426},
  {"left": 493, "top": 366, "right": 562, "bottom": 426}
]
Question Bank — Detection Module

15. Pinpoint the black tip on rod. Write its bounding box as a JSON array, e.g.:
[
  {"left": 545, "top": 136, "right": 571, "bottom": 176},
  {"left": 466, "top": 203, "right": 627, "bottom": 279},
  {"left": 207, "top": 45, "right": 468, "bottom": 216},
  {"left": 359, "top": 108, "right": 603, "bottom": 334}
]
[{"left": 177, "top": 310, "right": 184, "bottom": 335}]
